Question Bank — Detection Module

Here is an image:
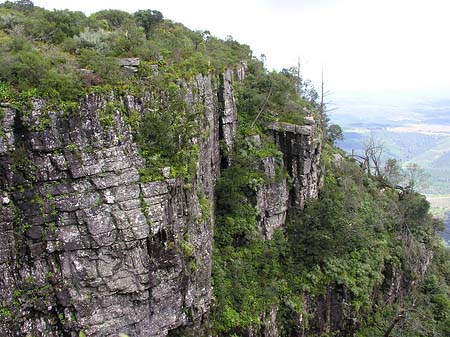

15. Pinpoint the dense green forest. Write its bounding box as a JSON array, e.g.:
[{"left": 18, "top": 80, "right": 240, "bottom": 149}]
[
  {"left": 0, "top": 1, "right": 449, "bottom": 336},
  {"left": 213, "top": 145, "right": 450, "bottom": 336}
]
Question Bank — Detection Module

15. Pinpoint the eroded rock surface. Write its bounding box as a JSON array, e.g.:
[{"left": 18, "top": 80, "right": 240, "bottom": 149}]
[
  {"left": 0, "top": 70, "right": 231, "bottom": 336},
  {"left": 268, "top": 121, "right": 323, "bottom": 210},
  {"left": 255, "top": 156, "right": 289, "bottom": 240},
  {"left": 218, "top": 69, "right": 238, "bottom": 166}
]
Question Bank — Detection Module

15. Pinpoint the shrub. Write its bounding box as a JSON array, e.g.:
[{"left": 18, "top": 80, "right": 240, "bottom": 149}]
[
  {"left": 90, "top": 9, "right": 134, "bottom": 29},
  {"left": 73, "top": 27, "right": 112, "bottom": 53}
]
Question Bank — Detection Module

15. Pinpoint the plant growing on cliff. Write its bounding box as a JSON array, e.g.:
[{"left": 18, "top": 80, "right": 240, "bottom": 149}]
[
  {"left": 211, "top": 137, "right": 448, "bottom": 335},
  {"left": 0, "top": 0, "right": 253, "bottom": 116},
  {"left": 0, "top": 81, "right": 12, "bottom": 102},
  {"left": 198, "top": 193, "right": 212, "bottom": 223},
  {"left": 98, "top": 101, "right": 120, "bottom": 129}
]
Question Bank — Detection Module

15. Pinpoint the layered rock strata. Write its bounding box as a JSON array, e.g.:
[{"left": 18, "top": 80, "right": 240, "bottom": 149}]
[
  {"left": 267, "top": 121, "right": 322, "bottom": 210},
  {"left": 0, "top": 70, "right": 236, "bottom": 337}
]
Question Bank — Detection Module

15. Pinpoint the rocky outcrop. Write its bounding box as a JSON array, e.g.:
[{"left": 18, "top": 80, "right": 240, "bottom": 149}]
[
  {"left": 218, "top": 69, "right": 238, "bottom": 166},
  {"left": 255, "top": 156, "right": 289, "bottom": 240},
  {"left": 0, "top": 67, "right": 241, "bottom": 336},
  {"left": 252, "top": 120, "right": 323, "bottom": 240},
  {"left": 118, "top": 58, "right": 140, "bottom": 73},
  {"left": 267, "top": 121, "right": 322, "bottom": 210}
]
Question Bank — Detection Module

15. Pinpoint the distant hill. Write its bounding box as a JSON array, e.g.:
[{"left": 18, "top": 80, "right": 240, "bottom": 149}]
[{"left": 332, "top": 94, "right": 450, "bottom": 195}]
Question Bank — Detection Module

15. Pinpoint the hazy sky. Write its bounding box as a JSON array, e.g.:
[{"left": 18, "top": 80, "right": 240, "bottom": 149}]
[{"left": 6, "top": 0, "right": 450, "bottom": 97}]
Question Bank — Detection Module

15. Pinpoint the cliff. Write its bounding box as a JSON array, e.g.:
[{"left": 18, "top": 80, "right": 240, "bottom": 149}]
[
  {"left": 1, "top": 68, "right": 438, "bottom": 337},
  {"left": 253, "top": 120, "right": 322, "bottom": 240},
  {"left": 0, "top": 58, "right": 331, "bottom": 335},
  {"left": 0, "top": 67, "right": 245, "bottom": 336}
]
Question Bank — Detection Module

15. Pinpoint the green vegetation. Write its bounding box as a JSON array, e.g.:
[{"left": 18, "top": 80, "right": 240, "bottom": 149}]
[
  {"left": 211, "top": 66, "right": 317, "bottom": 333},
  {"left": 1, "top": 2, "right": 449, "bottom": 336},
  {"left": 198, "top": 193, "right": 212, "bottom": 222},
  {"left": 98, "top": 101, "right": 119, "bottom": 129},
  {"left": 0, "top": 1, "right": 317, "bottom": 183},
  {"left": 212, "top": 137, "right": 450, "bottom": 336},
  {"left": 0, "top": 0, "right": 251, "bottom": 102},
  {"left": 135, "top": 77, "right": 202, "bottom": 182},
  {"left": 235, "top": 61, "right": 318, "bottom": 129},
  {"left": 0, "top": 307, "right": 12, "bottom": 319},
  {"left": 0, "top": 0, "right": 253, "bottom": 181},
  {"left": 180, "top": 239, "right": 194, "bottom": 259}
]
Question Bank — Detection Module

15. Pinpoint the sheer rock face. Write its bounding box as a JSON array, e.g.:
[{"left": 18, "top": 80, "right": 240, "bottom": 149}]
[
  {"left": 0, "top": 71, "right": 230, "bottom": 337},
  {"left": 255, "top": 156, "right": 289, "bottom": 240},
  {"left": 267, "top": 122, "right": 323, "bottom": 210},
  {"left": 253, "top": 121, "right": 323, "bottom": 240},
  {"left": 218, "top": 69, "right": 238, "bottom": 165}
]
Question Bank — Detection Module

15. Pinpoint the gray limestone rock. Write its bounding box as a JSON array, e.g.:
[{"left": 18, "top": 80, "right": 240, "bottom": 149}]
[
  {"left": 0, "top": 106, "right": 16, "bottom": 154},
  {"left": 218, "top": 69, "right": 238, "bottom": 164},
  {"left": 118, "top": 58, "right": 140, "bottom": 73},
  {"left": 118, "top": 58, "right": 140, "bottom": 67},
  {"left": 0, "top": 71, "right": 224, "bottom": 336},
  {"left": 255, "top": 157, "right": 289, "bottom": 240},
  {"left": 267, "top": 121, "right": 323, "bottom": 210}
]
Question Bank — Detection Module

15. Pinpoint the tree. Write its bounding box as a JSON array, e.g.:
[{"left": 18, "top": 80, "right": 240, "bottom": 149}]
[
  {"left": 327, "top": 124, "right": 343, "bottom": 145},
  {"left": 403, "top": 163, "right": 429, "bottom": 191},
  {"left": 31, "top": 9, "right": 87, "bottom": 43},
  {"left": 360, "top": 139, "right": 429, "bottom": 192},
  {"left": 2, "top": 0, "right": 34, "bottom": 12},
  {"left": 91, "top": 9, "right": 134, "bottom": 29},
  {"left": 133, "top": 9, "right": 163, "bottom": 38},
  {"left": 363, "top": 136, "right": 384, "bottom": 178},
  {"left": 383, "top": 158, "right": 403, "bottom": 186}
]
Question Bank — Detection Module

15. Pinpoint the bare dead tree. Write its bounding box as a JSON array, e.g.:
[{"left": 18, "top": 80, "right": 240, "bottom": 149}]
[
  {"left": 383, "top": 297, "right": 417, "bottom": 337},
  {"left": 320, "top": 66, "right": 324, "bottom": 114},
  {"left": 297, "top": 57, "right": 302, "bottom": 98},
  {"left": 363, "top": 136, "right": 384, "bottom": 178},
  {"left": 319, "top": 67, "right": 337, "bottom": 116}
]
